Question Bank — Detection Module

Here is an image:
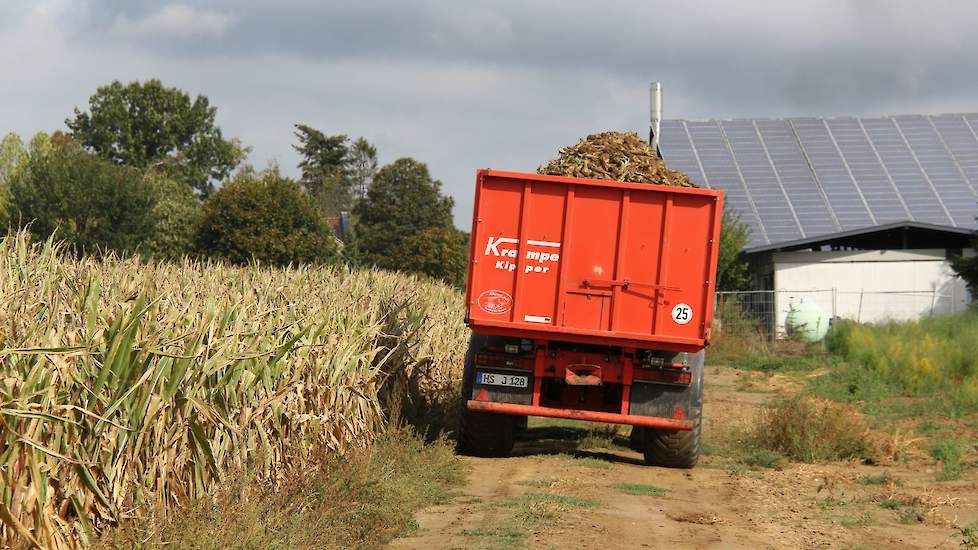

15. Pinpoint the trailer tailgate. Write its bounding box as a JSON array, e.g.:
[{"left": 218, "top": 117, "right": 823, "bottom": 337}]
[{"left": 465, "top": 170, "right": 724, "bottom": 351}]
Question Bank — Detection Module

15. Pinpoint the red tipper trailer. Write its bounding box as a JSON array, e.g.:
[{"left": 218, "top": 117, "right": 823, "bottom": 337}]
[{"left": 459, "top": 169, "right": 724, "bottom": 468}]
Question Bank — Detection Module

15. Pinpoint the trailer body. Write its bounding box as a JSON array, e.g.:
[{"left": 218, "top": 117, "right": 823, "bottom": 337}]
[{"left": 462, "top": 170, "right": 723, "bottom": 441}]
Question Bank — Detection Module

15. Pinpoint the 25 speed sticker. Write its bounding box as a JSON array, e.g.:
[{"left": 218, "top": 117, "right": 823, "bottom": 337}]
[{"left": 671, "top": 303, "right": 693, "bottom": 325}]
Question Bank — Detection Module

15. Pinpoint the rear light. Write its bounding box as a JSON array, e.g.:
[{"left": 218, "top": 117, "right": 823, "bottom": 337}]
[
  {"left": 475, "top": 352, "right": 524, "bottom": 369},
  {"left": 633, "top": 368, "right": 692, "bottom": 385}
]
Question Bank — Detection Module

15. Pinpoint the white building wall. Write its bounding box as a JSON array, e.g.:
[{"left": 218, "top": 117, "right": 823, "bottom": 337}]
[{"left": 772, "top": 249, "right": 971, "bottom": 331}]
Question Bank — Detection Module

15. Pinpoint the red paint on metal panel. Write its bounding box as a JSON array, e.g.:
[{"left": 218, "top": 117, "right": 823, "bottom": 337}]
[{"left": 465, "top": 170, "right": 723, "bottom": 349}]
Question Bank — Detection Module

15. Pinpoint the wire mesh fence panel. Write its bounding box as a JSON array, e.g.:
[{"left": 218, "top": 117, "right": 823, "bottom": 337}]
[{"left": 714, "top": 287, "right": 965, "bottom": 341}]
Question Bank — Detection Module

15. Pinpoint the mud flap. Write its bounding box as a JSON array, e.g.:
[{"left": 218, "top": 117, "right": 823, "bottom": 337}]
[{"left": 627, "top": 351, "right": 704, "bottom": 424}]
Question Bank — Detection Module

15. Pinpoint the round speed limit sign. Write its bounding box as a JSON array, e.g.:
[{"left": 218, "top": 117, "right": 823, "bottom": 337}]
[{"left": 671, "top": 303, "right": 693, "bottom": 325}]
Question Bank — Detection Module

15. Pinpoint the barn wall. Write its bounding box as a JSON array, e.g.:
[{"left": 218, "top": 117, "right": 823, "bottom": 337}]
[{"left": 772, "top": 249, "right": 971, "bottom": 329}]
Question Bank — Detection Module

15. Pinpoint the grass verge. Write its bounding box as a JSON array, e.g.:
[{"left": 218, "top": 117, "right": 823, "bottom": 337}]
[{"left": 99, "top": 428, "right": 465, "bottom": 550}]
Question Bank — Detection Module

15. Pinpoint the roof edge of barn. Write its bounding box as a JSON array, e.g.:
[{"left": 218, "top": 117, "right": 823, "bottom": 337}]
[{"left": 742, "top": 220, "right": 975, "bottom": 255}]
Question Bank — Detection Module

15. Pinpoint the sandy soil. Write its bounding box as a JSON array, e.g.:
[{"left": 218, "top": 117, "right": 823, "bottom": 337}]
[{"left": 391, "top": 367, "right": 978, "bottom": 550}]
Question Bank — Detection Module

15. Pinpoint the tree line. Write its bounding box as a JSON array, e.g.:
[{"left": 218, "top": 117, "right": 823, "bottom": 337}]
[
  {"left": 0, "top": 79, "right": 468, "bottom": 286},
  {"left": 6, "top": 79, "right": 964, "bottom": 295}
]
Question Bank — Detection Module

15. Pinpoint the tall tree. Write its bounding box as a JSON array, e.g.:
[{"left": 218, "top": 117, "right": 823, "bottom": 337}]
[
  {"left": 353, "top": 157, "right": 465, "bottom": 284},
  {"left": 716, "top": 210, "right": 751, "bottom": 291},
  {"left": 349, "top": 137, "right": 378, "bottom": 201},
  {"left": 293, "top": 124, "right": 352, "bottom": 216},
  {"left": 0, "top": 133, "right": 28, "bottom": 230},
  {"left": 66, "top": 79, "right": 245, "bottom": 195},
  {"left": 0, "top": 133, "right": 27, "bottom": 184}
]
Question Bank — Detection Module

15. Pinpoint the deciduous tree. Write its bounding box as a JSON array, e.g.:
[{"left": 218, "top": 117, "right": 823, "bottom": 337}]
[
  {"left": 66, "top": 79, "right": 245, "bottom": 195},
  {"left": 8, "top": 139, "right": 156, "bottom": 254},
  {"left": 0, "top": 133, "right": 28, "bottom": 230},
  {"left": 716, "top": 210, "right": 751, "bottom": 291},
  {"left": 353, "top": 157, "right": 465, "bottom": 285},
  {"left": 400, "top": 226, "right": 469, "bottom": 287},
  {"left": 196, "top": 168, "right": 338, "bottom": 265}
]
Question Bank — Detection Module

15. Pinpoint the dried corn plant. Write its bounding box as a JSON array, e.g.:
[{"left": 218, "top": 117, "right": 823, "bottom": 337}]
[
  {"left": 539, "top": 131, "right": 696, "bottom": 187},
  {"left": 0, "top": 231, "right": 468, "bottom": 548}
]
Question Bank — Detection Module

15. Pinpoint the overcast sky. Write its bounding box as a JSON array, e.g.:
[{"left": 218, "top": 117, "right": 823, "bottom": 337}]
[{"left": 3, "top": 0, "right": 978, "bottom": 226}]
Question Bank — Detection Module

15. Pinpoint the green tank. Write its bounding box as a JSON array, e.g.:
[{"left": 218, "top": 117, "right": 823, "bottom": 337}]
[{"left": 785, "top": 300, "right": 829, "bottom": 342}]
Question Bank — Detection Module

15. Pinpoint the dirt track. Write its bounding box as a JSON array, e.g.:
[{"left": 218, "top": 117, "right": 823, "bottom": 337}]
[{"left": 391, "top": 367, "right": 978, "bottom": 550}]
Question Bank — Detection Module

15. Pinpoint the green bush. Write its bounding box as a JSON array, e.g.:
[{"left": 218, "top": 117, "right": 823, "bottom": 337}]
[
  {"left": 196, "top": 168, "right": 338, "bottom": 265},
  {"left": 399, "top": 225, "right": 469, "bottom": 287},
  {"left": 8, "top": 140, "right": 156, "bottom": 254},
  {"left": 750, "top": 396, "right": 875, "bottom": 463},
  {"left": 141, "top": 172, "right": 202, "bottom": 260}
]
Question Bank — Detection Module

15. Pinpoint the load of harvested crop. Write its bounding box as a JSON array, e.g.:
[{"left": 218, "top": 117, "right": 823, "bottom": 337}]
[{"left": 539, "top": 131, "right": 697, "bottom": 188}]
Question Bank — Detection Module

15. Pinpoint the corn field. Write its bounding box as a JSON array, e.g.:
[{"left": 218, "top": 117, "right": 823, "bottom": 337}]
[{"left": 0, "top": 231, "right": 468, "bottom": 548}]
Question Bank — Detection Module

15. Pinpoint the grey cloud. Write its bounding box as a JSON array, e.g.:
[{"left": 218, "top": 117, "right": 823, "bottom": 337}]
[{"left": 4, "top": 0, "right": 978, "bottom": 226}]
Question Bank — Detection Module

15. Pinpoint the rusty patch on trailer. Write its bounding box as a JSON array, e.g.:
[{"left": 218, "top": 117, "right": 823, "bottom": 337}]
[{"left": 565, "top": 364, "right": 602, "bottom": 386}]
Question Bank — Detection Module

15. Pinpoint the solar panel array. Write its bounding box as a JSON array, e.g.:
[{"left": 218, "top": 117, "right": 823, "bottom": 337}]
[{"left": 659, "top": 114, "right": 978, "bottom": 249}]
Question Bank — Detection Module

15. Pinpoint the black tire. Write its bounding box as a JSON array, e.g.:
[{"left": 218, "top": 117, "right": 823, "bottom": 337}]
[
  {"left": 642, "top": 350, "right": 705, "bottom": 469},
  {"left": 642, "top": 409, "right": 701, "bottom": 468},
  {"left": 457, "top": 333, "right": 518, "bottom": 457},
  {"left": 458, "top": 409, "right": 517, "bottom": 457},
  {"left": 516, "top": 415, "right": 529, "bottom": 433},
  {"left": 629, "top": 426, "right": 645, "bottom": 452}
]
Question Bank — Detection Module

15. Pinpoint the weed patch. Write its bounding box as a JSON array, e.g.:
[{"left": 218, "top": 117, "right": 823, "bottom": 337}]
[
  {"left": 825, "top": 314, "right": 978, "bottom": 413},
  {"left": 930, "top": 438, "right": 968, "bottom": 481},
  {"left": 617, "top": 483, "right": 668, "bottom": 497},
  {"left": 465, "top": 491, "right": 595, "bottom": 549},
  {"left": 960, "top": 520, "right": 978, "bottom": 549},
  {"left": 732, "top": 353, "right": 836, "bottom": 373},
  {"left": 514, "top": 479, "right": 556, "bottom": 489},
  {"left": 741, "top": 449, "right": 786, "bottom": 469},
  {"left": 917, "top": 420, "right": 941, "bottom": 434},
  {"left": 859, "top": 472, "right": 903, "bottom": 486},
  {"left": 840, "top": 511, "right": 876, "bottom": 528},
  {"left": 555, "top": 454, "right": 613, "bottom": 470},
  {"left": 462, "top": 527, "right": 527, "bottom": 549},
  {"left": 749, "top": 396, "right": 875, "bottom": 462}
]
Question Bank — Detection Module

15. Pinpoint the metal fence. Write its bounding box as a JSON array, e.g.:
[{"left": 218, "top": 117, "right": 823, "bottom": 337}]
[{"left": 714, "top": 288, "right": 971, "bottom": 340}]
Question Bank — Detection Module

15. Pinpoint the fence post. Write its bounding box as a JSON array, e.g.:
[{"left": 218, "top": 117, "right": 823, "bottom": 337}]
[
  {"left": 857, "top": 289, "right": 864, "bottom": 323},
  {"left": 951, "top": 279, "right": 957, "bottom": 315},
  {"left": 831, "top": 287, "right": 837, "bottom": 319}
]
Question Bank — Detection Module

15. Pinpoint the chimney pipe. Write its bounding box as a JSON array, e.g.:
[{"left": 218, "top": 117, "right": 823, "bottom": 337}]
[{"left": 649, "top": 81, "right": 662, "bottom": 158}]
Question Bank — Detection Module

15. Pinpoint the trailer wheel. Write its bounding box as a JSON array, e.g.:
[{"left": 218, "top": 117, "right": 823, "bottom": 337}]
[
  {"left": 628, "top": 426, "right": 645, "bottom": 452},
  {"left": 642, "top": 409, "right": 701, "bottom": 468},
  {"left": 458, "top": 409, "right": 517, "bottom": 457},
  {"left": 643, "top": 350, "right": 704, "bottom": 468},
  {"left": 457, "top": 333, "right": 518, "bottom": 457}
]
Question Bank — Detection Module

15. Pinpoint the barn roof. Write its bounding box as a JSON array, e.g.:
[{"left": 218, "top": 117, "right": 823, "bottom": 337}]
[{"left": 659, "top": 114, "right": 978, "bottom": 249}]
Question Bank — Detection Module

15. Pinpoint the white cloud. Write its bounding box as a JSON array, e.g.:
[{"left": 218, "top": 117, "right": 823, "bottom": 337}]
[{"left": 111, "top": 4, "right": 233, "bottom": 38}]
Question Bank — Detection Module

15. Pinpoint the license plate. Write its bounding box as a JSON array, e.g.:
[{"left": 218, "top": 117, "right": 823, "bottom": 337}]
[{"left": 477, "top": 371, "right": 528, "bottom": 388}]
